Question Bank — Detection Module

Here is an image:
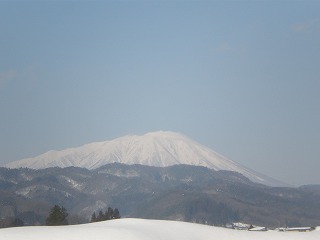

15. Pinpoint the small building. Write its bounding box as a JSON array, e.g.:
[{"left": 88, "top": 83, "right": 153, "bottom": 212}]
[
  {"left": 232, "top": 222, "right": 251, "bottom": 230},
  {"left": 277, "top": 228, "right": 286, "bottom": 232},
  {"left": 248, "top": 226, "right": 268, "bottom": 231},
  {"left": 285, "top": 227, "right": 315, "bottom": 232}
]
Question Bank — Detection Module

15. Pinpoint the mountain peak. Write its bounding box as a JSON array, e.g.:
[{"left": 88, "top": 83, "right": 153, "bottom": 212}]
[{"left": 4, "top": 131, "right": 284, "bottom": 186}]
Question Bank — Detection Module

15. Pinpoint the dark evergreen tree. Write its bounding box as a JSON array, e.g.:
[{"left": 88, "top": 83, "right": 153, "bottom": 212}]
[
  {"left": 113, "top": 208, "right": 121, "bottom": 219},
  {"left": 91, "top": 212, "right": 97, "bottom": 222},
  {"left": 45, "top": 205, "right": 68, "bottom": 226},
  {"left": 97, "top": 210, "right": 104, "bottom": 221},
  {"left": 106, "top": 207, "right": 114, "bottom": 220}
]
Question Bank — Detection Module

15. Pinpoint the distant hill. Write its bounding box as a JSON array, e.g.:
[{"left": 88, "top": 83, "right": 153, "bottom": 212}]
[
  {"left": 4, "top": 131, "right": 284, "bottom": 186},
  {"left": 0, "top": 164, "right": 319, "bottom": 227}
]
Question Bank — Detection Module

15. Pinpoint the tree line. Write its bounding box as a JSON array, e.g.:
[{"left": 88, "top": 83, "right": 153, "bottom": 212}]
[
  {"left": 91, "top": 207, "right": 121, "bottom": 222},
  {"left": 45, "top": 205, "right": 120, "bottom": 226}
]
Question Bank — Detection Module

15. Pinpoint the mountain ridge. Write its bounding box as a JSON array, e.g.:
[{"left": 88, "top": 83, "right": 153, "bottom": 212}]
[
  {"left": 4, "top": 131, "right": 284, "bottom": 186},
  {"left": 1, "top": 163, "right": 319, "bottom": 227}
]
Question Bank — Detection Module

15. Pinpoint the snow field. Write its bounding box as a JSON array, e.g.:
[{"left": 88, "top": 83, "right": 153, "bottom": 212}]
[{"left": 0, "top": 218, "right": 319, "bottom": 240}]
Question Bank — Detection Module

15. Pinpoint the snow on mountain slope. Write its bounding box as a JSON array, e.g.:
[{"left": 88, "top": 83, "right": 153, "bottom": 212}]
[
  {"left": 0, "top": 218, "right": 318, "bottom": 240},
  {"left": 4, "top": 131, "right": 283, "bottom": 186}
]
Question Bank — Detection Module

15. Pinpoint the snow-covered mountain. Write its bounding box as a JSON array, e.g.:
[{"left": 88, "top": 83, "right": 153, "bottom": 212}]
[{"left": 4, "top": 131, "right": 282, "bottom": 186}]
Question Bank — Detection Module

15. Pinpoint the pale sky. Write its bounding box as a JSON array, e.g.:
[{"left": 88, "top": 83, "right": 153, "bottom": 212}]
[{"left": 0, "top": 1, "right": 319, "bottom": 186}]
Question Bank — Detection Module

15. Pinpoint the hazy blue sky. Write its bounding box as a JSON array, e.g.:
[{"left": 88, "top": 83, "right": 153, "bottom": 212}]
[{"left": 0, "top": 1, "right": 319, "bottom": 186}]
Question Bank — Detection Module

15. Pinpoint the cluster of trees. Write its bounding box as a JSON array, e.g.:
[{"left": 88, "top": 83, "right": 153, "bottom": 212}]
[
  {"left": 45, "top": 205, "right": 121, "bottom": 226},
  {"left": 0, "top": 217, "right": 24, "bottom": 228},
  {"left": 1, "top": 204, "right": 120, "bottom": 228},
  {"left": 46, "top": 205, "right": 68, "bottom": 226},
  {"left": 185, "top": 198, "right": 240, "bottom": 226},
  {"left": 91, "top": 207, "right": 121, "bottom": 222}
]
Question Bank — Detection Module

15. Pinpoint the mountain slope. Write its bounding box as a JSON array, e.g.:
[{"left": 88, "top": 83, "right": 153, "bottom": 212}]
[
  {"left": 4, "top": 131, "right": 282, "bottom": 186},
  {"left": 1, "top": 164, "right": 320, "bottom": 227}
]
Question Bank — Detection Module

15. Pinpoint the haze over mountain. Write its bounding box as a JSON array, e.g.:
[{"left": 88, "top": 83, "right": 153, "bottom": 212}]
[{"left": 5, "top": 131, "right": 283, "bottom": 186}]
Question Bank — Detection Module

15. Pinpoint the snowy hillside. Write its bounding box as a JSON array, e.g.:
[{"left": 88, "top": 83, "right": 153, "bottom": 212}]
[
  {"left": 0, "top": 218, "right": 318, "bottom": 240},
  {"left": 4, "top": 131, "right": 282, "bottom": 186}
]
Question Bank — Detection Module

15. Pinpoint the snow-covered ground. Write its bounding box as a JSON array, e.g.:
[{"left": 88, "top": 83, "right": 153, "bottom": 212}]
[{"left": 0, "top": 218, "right": 318, "bottom": 240}]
